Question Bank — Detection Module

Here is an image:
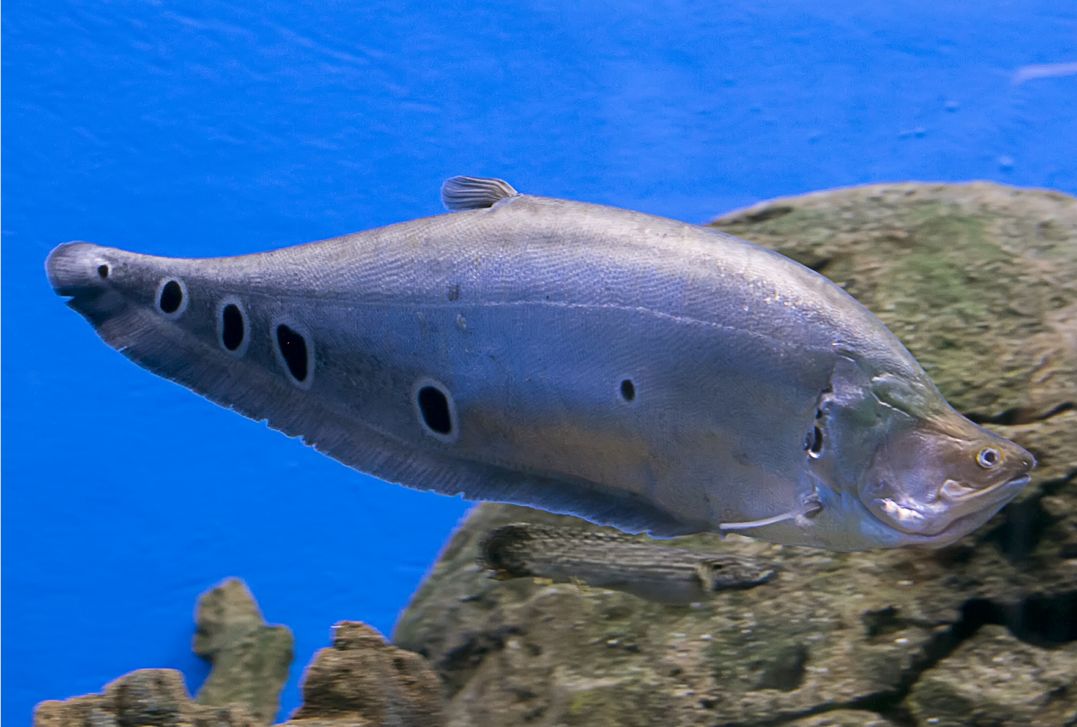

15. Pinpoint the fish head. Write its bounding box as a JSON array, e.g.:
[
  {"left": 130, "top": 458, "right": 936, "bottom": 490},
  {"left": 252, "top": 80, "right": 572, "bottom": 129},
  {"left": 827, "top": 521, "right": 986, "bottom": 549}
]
[
  {"left": 798, "top": 361, "right": 1035, "bottom": 551},
  {"left": 856, "top": 391, "right": 1035, "bottom": 548},
  {"left": 47, "top": 242, "right": 151, "bottom": 322}
]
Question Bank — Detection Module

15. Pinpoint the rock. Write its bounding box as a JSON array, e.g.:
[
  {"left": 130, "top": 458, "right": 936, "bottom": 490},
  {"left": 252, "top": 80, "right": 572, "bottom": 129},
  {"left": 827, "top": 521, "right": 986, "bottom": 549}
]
[
  {"left": 785, "top": 711, "right": 899, "bottom": 727},
  {"left": 34, "top": 668, "right": 259, "bottom": 727},
  {"left": 283, "top": 621, "right": 445, "bottom": 726},
  {"left": 394, "top": 183, "right": 1077, "bottom": 726},
  {"left": 36, "top": 583, "right": 444, "bottom": 727},
  {"left": 714, "top": 183, "right": 1076, "bottom": 428},
  {"left": 907, "top": 625, "right": 1077, "bottom": 726},
  {"left": 194, "top": 578, "right": 294, "bottom": 723},
  {"left": 398, "top": 503, "right": 948, "bottom": 726}
]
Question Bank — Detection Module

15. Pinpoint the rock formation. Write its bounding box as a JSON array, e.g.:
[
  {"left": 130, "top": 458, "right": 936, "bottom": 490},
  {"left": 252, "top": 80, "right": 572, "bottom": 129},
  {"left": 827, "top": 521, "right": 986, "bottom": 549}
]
[
  {"left": 193, "top": 578, "right": 294, "bottom": 722},
  {"left": 393, "top": 183, "right": 1077, "bottom": 726},
  {"left": 907, "top": 625, "right": 1077, "bottom": 726},
  {"left": 34, "top": 582, "right": 445, "bottom": 727},
  {"left": 34, "top": 669, "right": 260, "bottom": 727},
  {"left": 284, "top": 621, "right": 444, "bottom": 726}
]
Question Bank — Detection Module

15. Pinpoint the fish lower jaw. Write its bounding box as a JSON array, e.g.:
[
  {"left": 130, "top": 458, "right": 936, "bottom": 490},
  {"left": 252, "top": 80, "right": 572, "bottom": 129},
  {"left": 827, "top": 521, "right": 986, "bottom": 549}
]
[
  {"left": 872, "top": 497, "right": 937, "bottom": 535},
  {"left": 1003, "top": 474, "right": 1032, "bottom": 490},
  {"left": 868, "top": 473, "right": 1031, "bottom": 541}
]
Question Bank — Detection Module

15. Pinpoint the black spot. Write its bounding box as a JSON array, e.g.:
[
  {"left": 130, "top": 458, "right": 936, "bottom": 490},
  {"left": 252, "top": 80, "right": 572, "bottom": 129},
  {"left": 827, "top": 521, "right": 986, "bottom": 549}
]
[
  {"left": 97, "top": 264, "right": 109, "bottom": 279},
  {"left": 806, "top": 425, "right": 823, "bottom": 457},
  {"left": 418, "top": 385, "right": 453, "bottom": 436},
  {"left": 275, "top": 324, "right": 309, "bottom": 383},
  {"left": 221, "top": 303, "right": 245, "bottom": 352},
  {"left": 619, "top": 379, "right": 636, "bottom": 402},
  {"left": 158, "top": 280, "right": 183, "bottom": 314}
]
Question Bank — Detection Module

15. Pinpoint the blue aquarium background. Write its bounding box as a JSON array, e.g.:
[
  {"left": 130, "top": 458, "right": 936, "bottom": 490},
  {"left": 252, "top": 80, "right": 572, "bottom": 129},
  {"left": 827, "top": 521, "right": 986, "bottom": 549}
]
[{"left": 3, "top": 1, "right": 1076, "bottom": 722}]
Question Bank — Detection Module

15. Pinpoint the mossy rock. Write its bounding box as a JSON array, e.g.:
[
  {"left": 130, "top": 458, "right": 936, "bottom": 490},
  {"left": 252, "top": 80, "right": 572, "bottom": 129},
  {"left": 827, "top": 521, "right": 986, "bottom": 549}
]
[{"left": 713, "top": 183, "right": 1076, "bottom": 426}]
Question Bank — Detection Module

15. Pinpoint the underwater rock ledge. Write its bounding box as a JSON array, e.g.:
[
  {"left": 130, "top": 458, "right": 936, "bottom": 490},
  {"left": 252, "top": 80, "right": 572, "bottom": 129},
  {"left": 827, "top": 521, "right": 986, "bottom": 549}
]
[
  {"left": 33, "top": 182, "right": 1076, "bottom": 727},
  {"left": 393, "top": 182, "right": 1077, "bottom": 727}
]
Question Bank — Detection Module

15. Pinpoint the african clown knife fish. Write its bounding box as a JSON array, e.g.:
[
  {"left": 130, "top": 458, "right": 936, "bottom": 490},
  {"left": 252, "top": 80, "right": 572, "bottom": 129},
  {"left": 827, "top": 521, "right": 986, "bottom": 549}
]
[{"left": 46, "top": 176, "right": 1036, "bottom": 551}]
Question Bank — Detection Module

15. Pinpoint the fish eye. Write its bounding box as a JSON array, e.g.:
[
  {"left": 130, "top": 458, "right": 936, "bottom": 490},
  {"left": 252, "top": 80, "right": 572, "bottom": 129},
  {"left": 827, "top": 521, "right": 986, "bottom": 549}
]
[{"left": 976, "top": 447, "right": 1001, "bottom": 469}]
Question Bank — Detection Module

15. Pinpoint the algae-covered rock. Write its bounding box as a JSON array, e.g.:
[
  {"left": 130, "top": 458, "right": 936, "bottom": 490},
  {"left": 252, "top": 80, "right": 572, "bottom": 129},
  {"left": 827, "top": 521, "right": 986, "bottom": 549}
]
[
  {"left": 907, "top": 625, "right": 1077, "bottom": 726},
  {"left": 785, "top": 711, "right": 900, "bottom": 727},
  {"left": 398, "top": 503, "right": 961, "bottom": 725},
  {"left": 283, "top": 621, "right": 445, "bottom": 726},
  {"left": 395, "top": 183, "right": 1077, "bottom": 727},
  {"left": 33, "top": 580, "right": 292, "bottom": 726},
  {"left": 194, "top": 578, "right": 294, "bottom": 723},
  {"left": 34, "top": 668, "right": 259, "bottom": 727},
  {"left": 35, "top": 581, "right": 444, "bottom": 727},
  {"left": 714, "top": 183, "right": 1076, "bottom": 425}
]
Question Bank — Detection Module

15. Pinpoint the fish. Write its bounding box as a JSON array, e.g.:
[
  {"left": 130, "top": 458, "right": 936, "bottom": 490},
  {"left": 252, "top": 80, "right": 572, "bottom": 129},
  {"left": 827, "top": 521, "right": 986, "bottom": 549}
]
[
  {"left": 479, "top": 523, "right": 776, "bottom": 605},
  {"left": 45, "top": 176, "right": 1036, "bottom": 551}
]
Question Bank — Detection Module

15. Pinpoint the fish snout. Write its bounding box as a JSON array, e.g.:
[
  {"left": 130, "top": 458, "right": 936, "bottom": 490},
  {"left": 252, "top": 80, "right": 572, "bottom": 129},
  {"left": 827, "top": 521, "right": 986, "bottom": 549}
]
[
  {"left": 1018, "top": 447, "right": 1037, "bottom": 473},
  {"left": 988, "top": 437, "right": 1037, "bottom": 488},
  {"left": 46, "top": 242, "right": 111, "bottom": 297}
]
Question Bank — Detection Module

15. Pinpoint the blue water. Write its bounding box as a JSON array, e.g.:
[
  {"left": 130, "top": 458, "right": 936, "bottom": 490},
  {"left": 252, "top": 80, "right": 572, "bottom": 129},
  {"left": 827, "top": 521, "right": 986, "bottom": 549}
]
[{"left": 4, "top": 1, "right": 1076, "bottom": 722}]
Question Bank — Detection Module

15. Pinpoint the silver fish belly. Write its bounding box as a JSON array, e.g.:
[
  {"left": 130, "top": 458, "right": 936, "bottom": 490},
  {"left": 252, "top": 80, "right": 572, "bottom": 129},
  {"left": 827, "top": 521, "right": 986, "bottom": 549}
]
[{"left": 46, "top": 177, "right": 1035, "bottom": 551}]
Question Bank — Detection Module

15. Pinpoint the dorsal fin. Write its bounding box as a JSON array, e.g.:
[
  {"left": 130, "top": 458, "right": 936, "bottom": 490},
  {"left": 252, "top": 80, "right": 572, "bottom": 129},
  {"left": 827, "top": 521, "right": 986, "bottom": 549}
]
[{"left": 441, "top": 176, "right": 519, "bottom": 211}]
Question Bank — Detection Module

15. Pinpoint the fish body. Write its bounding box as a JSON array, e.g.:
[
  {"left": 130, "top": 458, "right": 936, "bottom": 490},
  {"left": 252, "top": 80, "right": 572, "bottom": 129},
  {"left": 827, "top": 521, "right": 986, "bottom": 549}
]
[
  {"left": 46, "top": 177, "right": 1035, "bottom": 551},
  {"left": 479, "top": 523, "right": 776, "bottom": 605}
]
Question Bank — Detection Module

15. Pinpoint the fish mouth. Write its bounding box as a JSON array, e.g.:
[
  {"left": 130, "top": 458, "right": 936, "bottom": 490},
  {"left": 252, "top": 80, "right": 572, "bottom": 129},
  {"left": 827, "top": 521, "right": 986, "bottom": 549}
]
[
  {"left": 1001, "top": 473, "right": 1032, "bottom": 489},
  {"left": 940, "top": 473, "right": 1032, "bottom": 503},
  {"left": 869, "top": 473, "right": 1031, "bottom": 539}
]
